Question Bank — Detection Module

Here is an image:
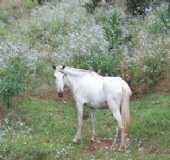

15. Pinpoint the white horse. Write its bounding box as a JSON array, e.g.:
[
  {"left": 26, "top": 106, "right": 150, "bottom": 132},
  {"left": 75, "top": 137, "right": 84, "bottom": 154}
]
[{"left": 53, "top": 65, "right": 132, "bottom": 149}]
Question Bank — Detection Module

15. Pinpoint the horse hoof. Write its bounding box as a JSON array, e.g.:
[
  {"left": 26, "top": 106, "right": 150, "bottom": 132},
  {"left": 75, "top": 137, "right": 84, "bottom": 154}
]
[
  {"left": 90, "top": 137, "right": 96, "bottom": 143},
  {"left": 111, "top": 145, "right": 116, "bottom": 151},
  {"left": 111, "top": 142, "right": 120, "bottom": 151},
  {"left": 111, "top": 144, "right": 116, "bottom": 150},
  {"left": 73, "top": 138, "right": 81, "bottom": 144},
  {"left": 118, "top": 145, "right": 126, "bottom": 152}
]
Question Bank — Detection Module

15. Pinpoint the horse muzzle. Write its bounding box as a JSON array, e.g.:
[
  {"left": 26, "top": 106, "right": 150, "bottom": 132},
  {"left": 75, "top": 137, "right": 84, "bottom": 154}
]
[{"left": 58, "top": 92, "right": 64, "bottom": 97}]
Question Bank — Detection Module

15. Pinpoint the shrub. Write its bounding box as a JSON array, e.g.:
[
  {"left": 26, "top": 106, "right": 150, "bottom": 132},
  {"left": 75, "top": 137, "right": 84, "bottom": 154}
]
[
  {"left": 126, "top": 0, "right": 152, "bottom": 16},
  {"left": 143, "top": 49, "right": 167, "bottom": 85},
  {"left": 148, "top": 4, "right": 170, "bottom": 34},
  {"left": 124, "top": 48, "right": 168, "bottom": 94},
  {"left": 26, "top": 23, "right": 46, "bottom": 48},
  {"left": 1, "top": 0, "right": 169, "bottom": 97},
  {"left": 0, "top": 10, "right": 9, "bottom": 24},
  {"left": 102, "top": 9, "right": 126, "bottom": 50},
  {"left": 26, "top": 19, "right": 68, "bottom": 51},
  {"left": 84, "top": 0, "right": 102, "bottom": 14},
  {"left": 0, "top": 23, "right": 7, "bottom": 36},
  {"left": 25, "top": 0, "right": 35, "bottom": 9},
  {"left": 0, "top": 56, "right": 29, "bottom": 108},
  {"left": 11, "top": 0, "right": 109, "bottom": 57},
  {"left": 68, "top": 52, "right": 122, "bottom": 76},
  {"left": 32, "top": 59, "right": 53, "bottom": 89},
  {"left": 152, "top": 5, "right": 170, "bottom": 33}
]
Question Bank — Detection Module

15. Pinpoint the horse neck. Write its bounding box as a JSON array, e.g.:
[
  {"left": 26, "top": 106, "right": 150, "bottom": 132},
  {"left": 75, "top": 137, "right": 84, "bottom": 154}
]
[
  {"left": 63, "top": 67, "right": 88, "bottom": 91},
  {"left": 64, "top": 74, "right": 78, "bottom": 92}
]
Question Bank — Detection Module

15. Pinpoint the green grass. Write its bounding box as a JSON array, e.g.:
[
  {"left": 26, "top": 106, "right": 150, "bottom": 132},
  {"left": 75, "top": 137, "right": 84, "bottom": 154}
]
[{"left": 0, "top": 93, "right": 170, "bottom": 160}]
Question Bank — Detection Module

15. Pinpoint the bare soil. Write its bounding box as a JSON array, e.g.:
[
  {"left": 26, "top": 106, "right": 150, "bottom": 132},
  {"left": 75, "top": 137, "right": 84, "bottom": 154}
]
[{"left": 87, "top": 138, "right": 113, "bottom": 153}]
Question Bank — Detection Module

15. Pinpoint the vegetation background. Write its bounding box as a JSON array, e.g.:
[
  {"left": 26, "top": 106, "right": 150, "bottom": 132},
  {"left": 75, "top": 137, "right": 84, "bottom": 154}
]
[{"left": 0, "top": 0, "right": 170, "bottom": 159}]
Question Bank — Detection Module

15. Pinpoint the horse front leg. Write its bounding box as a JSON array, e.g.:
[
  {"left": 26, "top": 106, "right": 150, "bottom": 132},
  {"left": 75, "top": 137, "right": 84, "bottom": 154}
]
[{"left": 73, "top": 102, "right": 84, "bottom": 144}]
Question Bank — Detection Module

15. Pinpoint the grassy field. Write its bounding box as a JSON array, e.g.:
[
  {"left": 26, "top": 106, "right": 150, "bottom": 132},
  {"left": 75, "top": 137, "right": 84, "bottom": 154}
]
[{"left": 0, "top": 93, "right": 170, "bottom": 160}]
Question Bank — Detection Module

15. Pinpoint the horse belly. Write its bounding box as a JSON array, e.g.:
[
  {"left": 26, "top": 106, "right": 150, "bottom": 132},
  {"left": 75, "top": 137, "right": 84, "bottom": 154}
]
[
  {"left": 76, "top": 76, "right": 106, "bottom": 107},
  {"left": 86, "top": 87, "right": 106, "bottom": 107}
]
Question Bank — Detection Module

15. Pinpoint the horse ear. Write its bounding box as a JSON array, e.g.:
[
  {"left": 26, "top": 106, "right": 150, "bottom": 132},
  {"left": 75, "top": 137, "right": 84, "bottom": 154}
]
[
  {"left": 52, "top": 65, "right": 56, "bottom": 70},
  {"left": 62, "top": 65, "right": 66, "bottom": 69}
]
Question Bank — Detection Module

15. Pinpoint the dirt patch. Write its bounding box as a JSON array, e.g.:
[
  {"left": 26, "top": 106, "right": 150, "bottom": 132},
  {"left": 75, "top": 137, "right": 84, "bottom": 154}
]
[
  {"left": 87, "top": 139, "right": 170, "bottom": 155},
  {"left": 87, "top": 138, "right": 113, "bottom": 153}
]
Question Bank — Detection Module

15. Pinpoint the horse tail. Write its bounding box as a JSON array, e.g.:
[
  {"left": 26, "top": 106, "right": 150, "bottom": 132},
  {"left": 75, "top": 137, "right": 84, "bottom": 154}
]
[{"left": 121, "top": 80, "right": 132, "bottom": 135}]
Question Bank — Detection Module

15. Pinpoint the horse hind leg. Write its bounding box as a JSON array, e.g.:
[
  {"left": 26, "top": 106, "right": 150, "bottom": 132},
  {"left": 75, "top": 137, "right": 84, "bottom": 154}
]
[
  {"left": 107, "top": 98, "right": 126, "bottom": 150},
  {"left": 112, "top": 127, "right": 121, "bottom": 146}
]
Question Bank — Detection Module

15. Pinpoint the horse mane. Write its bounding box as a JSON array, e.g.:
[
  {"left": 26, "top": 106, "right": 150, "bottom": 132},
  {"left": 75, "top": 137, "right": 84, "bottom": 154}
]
[{"left": 64, "top": 67, "right": 99, "bottom": 77}]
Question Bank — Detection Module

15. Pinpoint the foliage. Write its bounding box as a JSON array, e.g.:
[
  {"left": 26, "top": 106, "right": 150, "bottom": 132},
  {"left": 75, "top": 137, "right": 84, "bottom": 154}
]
[
  {"left": 0, "top": 0, "right": 35, "bottom": 23},
  {"left": 1, "top": 0, "right": 170, "bottom": 96},
  {"left": 31, "top": 59, "right": 54, "bottom": 91},
  {"left": 25, "top": 19, "right": 68, "bottom": 51},
  {"left": 0, "top": 24, "right": 7, "bottom": 36},
  {"left": 102, "top": 9, "right": 124, "bottom": 50},
  {"left": 125, "top": 48, "right": 168, "bottom": 94},
  {"left": 13, "top": 2, "right": 108, "bottom": 56},
  {"left": 25, "top": 0, "right": 35, "bottom": 9},
  {"left": 148, "top": 4, "right": 170, "bottom": 33},
  {"left": 126, "top": 0, "right": 152, "bottom": 16},
  {"left": 68, "top": 52, "right": 122, "bottom": 76},
  {"left": 0, "top": 10, "right": 9, "bottom": 24},
  {"left": 143, "top": 49, "right": 167, "bottom": 84},
  {"left": 84, "top": 0, "right": 102, "bottom": 13},
  {"left": 0, "top": 56, "right": 29, "bottom": 108}
]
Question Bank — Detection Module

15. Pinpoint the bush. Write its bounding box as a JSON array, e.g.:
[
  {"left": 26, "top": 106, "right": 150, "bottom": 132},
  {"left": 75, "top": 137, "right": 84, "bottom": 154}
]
[
  {"left": 0, "top": 10, "right": 9, "bottom": 24},
  {"left": 127, "top": 0, "right": 152, "bottom": 16},
  {"left": 1, "top": 0, "right": 169, "bottom": 97},
  {"left": 102, "top": 10, "right": 123, "bottom": 50},
  {"left": 0, "top": 56, "right": 29, "bottom": 108},
  {"left": 31, "top": 59, "right": 54, "bottom": 91},
  {"left": 84, "top": 0, "right": 102, "bottom": 13},
  {"left": 26, "top": 19, "right": 67, "bottom": 51},
  {"left": 124, "top": 49, "right": 168, "bottom": 94},
  {"left": 0, "top": 0, "right": 36, "bottom": 33},
  {"left": 0, "top": 23, "right": 7, "bottom": 36},
  {"left": 143, "top": 49, "right": 167, "bottom": 85},
  {"left": 148, "top": 4, "right": 170, "bottom": 34},
  {"left": 68, "top": 52, "right": 122, "bottom": 76},
  {"left": 25, "top": 0, "right": 35, "bottom": 9}
]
